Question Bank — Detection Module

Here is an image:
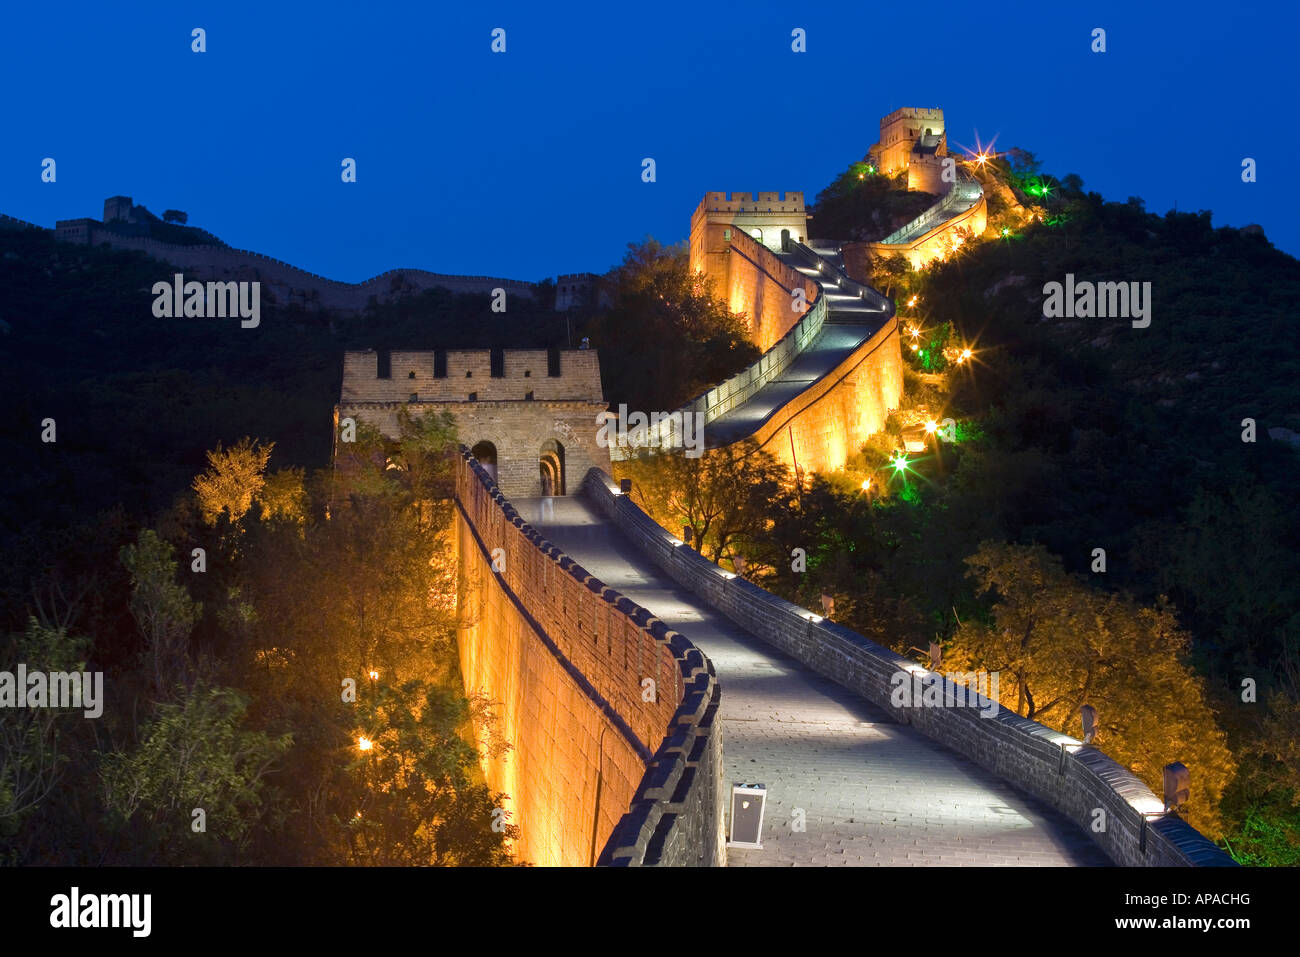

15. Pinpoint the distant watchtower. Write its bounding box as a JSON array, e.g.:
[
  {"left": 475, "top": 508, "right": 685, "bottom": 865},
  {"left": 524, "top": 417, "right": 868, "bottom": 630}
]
[
  {"left": 339, "top": 348, "right": 610, "bottom": 498},
  {"left": 103, "top": 195, "right": 135, "bottom": 223},
  {"left": 866, "top": 107, "right": 949, "bottom": 193}
]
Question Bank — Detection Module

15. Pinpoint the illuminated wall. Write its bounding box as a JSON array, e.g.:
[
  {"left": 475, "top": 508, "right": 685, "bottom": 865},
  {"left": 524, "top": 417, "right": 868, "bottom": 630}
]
[
  {"left": 453, "top": 453, "right": 723, "bottom": 866},
  {"left": 342, "top": 349, "right": 610, "bottom": 498},
  {"left": 860, "top": 193, "right": 988, "bottom": 270},
  {"left": 866, "top": 107, "right": 946, "bottom": 176},
  {"left": 689, "top": 196, "right": 819, "bottom": 353},
  {"left": 746, "top": 319, "right": 904, "bottom": 474}
]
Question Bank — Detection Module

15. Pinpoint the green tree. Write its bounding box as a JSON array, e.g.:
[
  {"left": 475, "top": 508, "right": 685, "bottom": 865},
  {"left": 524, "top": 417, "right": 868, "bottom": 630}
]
[
  {"left": 119, "top": 530, "right": 201, "bottom": 695},
  {"left": 0, "top": 620, "right": 93, "bottom": 839},
  {"left": 100, "top": 682, "right": 291, "bottom": 863},
  {"left": 947, "top": 542, "right": 1235, "bottom": 836},
  {"left": 617, "top": 440, "right": 792, "bottom": 568},
  {"left": 340, "top": 679, "right": 518, "bottom": 865},
  {"left": 583, "top": 238, "right": 758, "bottom": 411}
]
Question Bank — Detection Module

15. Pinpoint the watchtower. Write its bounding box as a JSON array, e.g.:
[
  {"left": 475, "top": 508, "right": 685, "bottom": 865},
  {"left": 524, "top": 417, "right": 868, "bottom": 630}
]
[{"left": 339, "top": 348, "right": 610, "bottom": 499}]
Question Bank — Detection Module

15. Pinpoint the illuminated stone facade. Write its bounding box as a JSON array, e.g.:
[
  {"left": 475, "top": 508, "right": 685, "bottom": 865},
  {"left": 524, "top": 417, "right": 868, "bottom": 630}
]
[
  {"left": 340, "top": 349, "right": 610, "bottom": 498},
  {"left": 866, "top": 106, "right": 948, "bottom": 188},
  {"left": 689, "top": 194, "right": 817, "bottom": 352}
]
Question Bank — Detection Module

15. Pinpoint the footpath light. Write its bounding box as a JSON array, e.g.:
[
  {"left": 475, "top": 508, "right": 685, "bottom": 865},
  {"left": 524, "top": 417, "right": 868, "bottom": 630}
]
[
  {"left": 357, "top": 736, "right": 373, "bottom": 752},
  {"left": 368, "top": 669, "right": 379, "bottom": 681}
]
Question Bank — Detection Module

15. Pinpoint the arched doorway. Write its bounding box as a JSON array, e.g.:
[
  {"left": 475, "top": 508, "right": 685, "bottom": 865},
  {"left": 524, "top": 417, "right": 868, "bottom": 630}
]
[
  {"left": 780, "top": 227, "right": 791, "bottom": 250},
  {"left": 750, "top": 227, "right": 763, "bottom": 244},
  {"left": 470, "top": 440, "right": 498, "bottom": 484},
  {"left": 539, "top": 440, "right": 565, "bottom": 496}
]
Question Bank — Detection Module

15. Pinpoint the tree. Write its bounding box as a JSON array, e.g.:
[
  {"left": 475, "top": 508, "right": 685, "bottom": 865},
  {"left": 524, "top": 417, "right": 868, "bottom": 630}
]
[
  {"left": 583, "top": 239, "right": 758, "bottom": 411},
  {"left": 617, "top": 440, "right": 792, "bottom": 567},
  {"left": 100, "top": 682, "right": 291, "bottom": 863},
  {"left": 946, "top": 542, "right": 1235, "bottom": 836},
  {"left": 256, "top": 467, "right": 308, "bottom": 526},
  {"left": 869, "top": 253, "right": 912, "bottom": 301},
  {"left": 162, "top": 210, "right": 188, "bottom": 225},
  {"left": 0, "top": 620, "right": 92, "bottom": 837},
  {"left": 339, "top": 679, "right": 518, "bottom": 865},
  {"left": 119, "top": 529, "right": 200, "bottom": 695},
  {"left": 192, "top": 438, "right": 274, "bottom": 529}
]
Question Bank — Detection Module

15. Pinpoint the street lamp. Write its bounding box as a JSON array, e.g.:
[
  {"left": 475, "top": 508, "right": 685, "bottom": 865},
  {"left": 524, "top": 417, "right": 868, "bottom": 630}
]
[{"left": 357, "top": 736, "right": 373, "bottom": 752}]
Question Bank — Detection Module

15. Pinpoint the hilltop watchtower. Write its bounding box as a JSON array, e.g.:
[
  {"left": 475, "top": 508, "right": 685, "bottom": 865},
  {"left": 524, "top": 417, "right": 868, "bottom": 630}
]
[
  {"left": 866, "top": 107, "right": 949, "bottom": 193},
  {"left": 339, "top": 348, "right": 610, "bottom": 498}
]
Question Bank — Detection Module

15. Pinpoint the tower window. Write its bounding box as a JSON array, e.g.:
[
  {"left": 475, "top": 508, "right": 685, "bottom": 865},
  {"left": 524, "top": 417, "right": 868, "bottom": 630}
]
[{"left": 377, "top": 351, "right": 391, "bottom": 379}]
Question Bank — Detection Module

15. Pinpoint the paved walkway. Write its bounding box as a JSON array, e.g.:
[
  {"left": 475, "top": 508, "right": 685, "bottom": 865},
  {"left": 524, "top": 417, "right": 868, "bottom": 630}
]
[
  {"left": 527, "top": 495, "right": 1110, "bottom": 867},
  {"left": 703, "top": 245, "right": 892, "bottom": 448}
]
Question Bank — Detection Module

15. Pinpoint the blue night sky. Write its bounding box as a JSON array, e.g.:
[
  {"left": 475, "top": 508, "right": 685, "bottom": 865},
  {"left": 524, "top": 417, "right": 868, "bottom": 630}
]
[{"left": 3, "top": 0, "right": 1295, "bottom": 283}]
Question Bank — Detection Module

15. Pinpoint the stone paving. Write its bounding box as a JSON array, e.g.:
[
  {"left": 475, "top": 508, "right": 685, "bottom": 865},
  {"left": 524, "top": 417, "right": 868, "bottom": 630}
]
[{"left": 528, "top": 495, "right": 1111, "bottom": 867}]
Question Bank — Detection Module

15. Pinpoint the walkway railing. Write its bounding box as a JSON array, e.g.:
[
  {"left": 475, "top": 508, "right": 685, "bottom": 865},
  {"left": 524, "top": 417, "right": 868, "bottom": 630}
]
[{"left": 880, "top": 177, "right": 983, "bottom": 245}]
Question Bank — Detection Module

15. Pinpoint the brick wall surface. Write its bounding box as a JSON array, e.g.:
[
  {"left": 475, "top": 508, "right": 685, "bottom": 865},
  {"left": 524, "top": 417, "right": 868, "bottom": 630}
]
[{"left": 454, "top": 452, "right": 724, "bottom": 866}]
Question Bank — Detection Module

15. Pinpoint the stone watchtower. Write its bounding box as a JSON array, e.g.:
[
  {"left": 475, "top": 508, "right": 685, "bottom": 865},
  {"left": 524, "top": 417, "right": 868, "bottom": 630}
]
[
  {"left": 339, "top": 348, "right": 610, "bottom": 499},
  {"left": 102, "top": 195, "right": 136, "bottom": 223},
  {"left": 866, "top": 107, "right": 950, "bottom": 193},
  {"left": 689, "top": 191, "right": 808, "bottom": 274}
]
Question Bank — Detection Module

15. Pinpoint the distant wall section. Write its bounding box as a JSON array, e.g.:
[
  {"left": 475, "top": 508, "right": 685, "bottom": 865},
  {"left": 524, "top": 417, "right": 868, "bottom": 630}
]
[{"left": 689, "top": 194, "right": 818, "bottom": 353}]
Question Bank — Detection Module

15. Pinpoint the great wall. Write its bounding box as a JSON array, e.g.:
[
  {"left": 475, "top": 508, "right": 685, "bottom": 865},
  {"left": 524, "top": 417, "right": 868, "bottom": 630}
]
[
  {"left": 3, "top": 108, "right": 1235, "bottom": 867},
  {"left": 334, "top": 107, "right": 1234, "bottom": 867}
]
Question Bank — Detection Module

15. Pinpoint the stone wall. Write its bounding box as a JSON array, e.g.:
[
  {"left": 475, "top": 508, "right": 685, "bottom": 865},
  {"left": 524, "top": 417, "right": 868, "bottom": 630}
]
[
  {"left": 869, "top": 107, "right": 946, "bottom": 176},
  {"left": 857, "top": 190, "right": 988, "bottom": 270},
  {"left": 453, "top": 452, "right": 724, "bottom": 866},
  {"left": 342, "top": 349, "right": 604, "bottom": 404},
  {"left": 584, "top": 466, "right": 1236, "bottom": 868},
  {"left": 342, "top": 349, "right": 610, "bottom": 498},
  {"left": 690, "top": 195, "right": 818, "bottom": 353},
  {"left": 748, "top": 319, "right": 904, "bottom": 474}
]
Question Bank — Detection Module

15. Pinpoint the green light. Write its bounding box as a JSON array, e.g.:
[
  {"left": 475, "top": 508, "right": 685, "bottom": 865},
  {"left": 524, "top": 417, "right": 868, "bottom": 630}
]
[
  {"left": 892, "top": 455, "right": 907, "bottom": 472},
  {"left": 1000, "top": 227, "right": 1009, "bottom": 237}
]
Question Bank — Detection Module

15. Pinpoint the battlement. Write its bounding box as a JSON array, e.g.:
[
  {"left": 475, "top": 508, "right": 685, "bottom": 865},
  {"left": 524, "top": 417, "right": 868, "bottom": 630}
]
[
  {"left": 699, "top": 191, "right": 805, "bottom": 214},
  {"left": 880, "top": 106, "right": 944, "bottom": 126},
  {"left": 340, "top": 348, "right": 605, "bottom": 405}
]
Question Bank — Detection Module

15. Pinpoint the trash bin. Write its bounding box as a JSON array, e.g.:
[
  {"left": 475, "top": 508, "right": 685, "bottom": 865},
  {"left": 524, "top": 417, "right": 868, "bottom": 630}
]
[{"left": 728, "top": 783, "right": 767, "bottom": 849}]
